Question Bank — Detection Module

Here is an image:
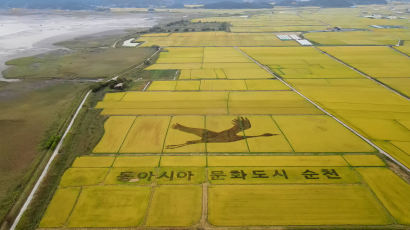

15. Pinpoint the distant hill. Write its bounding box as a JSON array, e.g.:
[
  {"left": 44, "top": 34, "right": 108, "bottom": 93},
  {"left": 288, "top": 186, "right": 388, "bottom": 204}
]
[
  {"left": 0, "top": 0, "right": 390, "bottom": 10},
  {"left": 276, "top": 0, "right": 387, "bottom": 8},
  {"left": 204, "top": 1, "right": 272, "bottom": 9}
]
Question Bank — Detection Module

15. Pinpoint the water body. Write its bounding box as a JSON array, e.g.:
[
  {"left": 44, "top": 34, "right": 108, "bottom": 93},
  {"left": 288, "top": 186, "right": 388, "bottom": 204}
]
[{"left": 0, "top": 10, "right": 158, "bottom": 81}]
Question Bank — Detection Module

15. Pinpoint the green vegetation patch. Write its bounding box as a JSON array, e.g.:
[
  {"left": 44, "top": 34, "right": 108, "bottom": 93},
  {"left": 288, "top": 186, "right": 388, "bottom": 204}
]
[{"left": 3, "top": 47, "right": 155, "bottom": 79}]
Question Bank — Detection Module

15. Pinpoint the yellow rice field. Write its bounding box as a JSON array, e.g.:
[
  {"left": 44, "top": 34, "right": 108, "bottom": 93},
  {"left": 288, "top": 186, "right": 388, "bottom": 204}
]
[
  {"left": 72, "top": 156, "right": 115, "bottom": 168},
  {"left": 242, "top": 116, "right": 292, "bottom": 152},
  {"left": 241, "top": 47, "right": 363, "bottom": 79},
  {"left": 119, "top": 116, "right": 170, "bottom": 153},
  {"left": 320, "top": 46, "right": 410, "bottom": 78},
  {"left": 113, "top": 156, "right": 160, "bottom": 167},
  {"left": 146, "top": 185, "right": 202, "bottom": 226},
  {"left": 137, "top": 31, "right": 299, "bottom": 47},
  {"left": 40, "top": 8, "right": 410, "bottom": 229},
  {"left": 273, "top": 115, "right": 375, "bottom": 152},
  {"left": 93, "top": 116, "right": 135, "bottom": 153},
  {"left": 40, "top": 187, "right": 81, "bottom": 227},
  {"left": 208, "top": 185, "right": 391, "bottom": 226},
  {"left": 160, "top": 156, "right": 206, "bottom": 166},
  {"left": 147, "top": 47, "right": 272, "bottom": 80},
  {"left": 286, "top": 78, "right": 410, "bottom": 166},
  {"left": 96, "top": 91, "right": 321, "bottom": 116},
  {"left": 148, "top": 79, "right": 289, "bottom": 91},
  {"left": 357, "top": 167, "right": 410, "bottom": 224},
  {"left": 175, "top": 80, "right": 200, "bottom": 90},
  {"left": 205, "top": 116, "right": 249, "bottom": 153},
  {"left": 67, "top": 186, "right": 151, "bottom": 227},
  {"left": 163, "top": 116, "right": 206, "bottom": 153},
  {"left": 376, "top": 78, "right": 410, "bottom": 97},
  {"left": 59, "top": 168, "right": 108, "bottom": 187},
  {"left": 305, "top": 30, "right": 410, "bottom": 45},
  {"left": 342, "top": 154, "right": 385, "bottom": 166}
]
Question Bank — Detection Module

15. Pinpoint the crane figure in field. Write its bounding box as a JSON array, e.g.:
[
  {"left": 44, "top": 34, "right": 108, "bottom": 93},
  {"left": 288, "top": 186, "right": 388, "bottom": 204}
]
[{"left": 165, "top": 117, "right": 278, "bottom": 149}]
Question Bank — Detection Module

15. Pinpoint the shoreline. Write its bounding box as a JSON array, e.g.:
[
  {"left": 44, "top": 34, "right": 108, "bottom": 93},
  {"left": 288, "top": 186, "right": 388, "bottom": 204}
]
[{"left": 0, "top": 11, "right": 158, "bottom": 82}]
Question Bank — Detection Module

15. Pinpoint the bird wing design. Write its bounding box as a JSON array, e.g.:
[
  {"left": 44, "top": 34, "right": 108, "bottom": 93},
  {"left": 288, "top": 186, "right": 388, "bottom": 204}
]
[{"left": 231, "top": 117, "right": 251, "bottom": 133}]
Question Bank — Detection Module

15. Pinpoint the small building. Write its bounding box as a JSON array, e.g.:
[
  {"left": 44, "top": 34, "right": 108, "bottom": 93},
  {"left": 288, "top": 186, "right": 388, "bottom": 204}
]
[
  {"left": 289, "top": 34, "right": 301, "bottom": 40},
  {"left": 113, "top": 83, "right": 124, "bottom": 90},
  {"left": 276, "top": 34, "right": 292, "bottom": 40},
  {"left": 296, "top": 39, "right": 313, "bottom": 46}
]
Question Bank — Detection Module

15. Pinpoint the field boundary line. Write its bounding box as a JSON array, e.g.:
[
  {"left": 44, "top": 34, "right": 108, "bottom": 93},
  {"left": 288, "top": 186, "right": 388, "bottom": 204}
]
[
  {"left": 314, "top": 46, "right": 409, "bottom": 100},
  {"left": 64, "top": 187, "right": 83, "bottom": 227},
  {"left": 389, "top": 45, "right": 410, "bottom": 58},
  {"left": 235, "top": 47, "right": 410, "bottom": 173},
  {"left": 354, "top": 170, "right": 397, "bottom": 224},
  {"left": 117, "top": 116, "right": 138, "bottom": 153},
  {"left": 141, "top": 185, "right": 156, "bottom": 227},
  {"left": 10, "top": 90, "right": 92, "bottom": 230},
  {"left": 270, "top": 116, "right": 296, "bottom": 152},
  {"left": 200, "top": 182, "right": 208, "bottom": 227}
]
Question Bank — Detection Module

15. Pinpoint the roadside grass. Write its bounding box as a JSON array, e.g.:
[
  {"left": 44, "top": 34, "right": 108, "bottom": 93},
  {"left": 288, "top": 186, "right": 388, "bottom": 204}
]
[
  {"left": 0, "top": 80, "right": 88, "bottom": 227},
  {"left": 14, "top": 89, "right": 107, "bottom": 230}
]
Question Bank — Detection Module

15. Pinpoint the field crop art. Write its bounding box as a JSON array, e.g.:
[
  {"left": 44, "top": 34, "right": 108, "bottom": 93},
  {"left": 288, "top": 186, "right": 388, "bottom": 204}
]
[{"left": 33, "top": 3, "right": 410, "bottom": 230}]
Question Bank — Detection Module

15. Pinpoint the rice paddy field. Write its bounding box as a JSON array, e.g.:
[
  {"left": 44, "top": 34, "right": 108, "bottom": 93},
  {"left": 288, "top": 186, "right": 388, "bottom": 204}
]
[
  {"left": 137, "top": 31, "right": 299, "bottom": 47},
  {"left": 38, "top": 4, "right": 410, "bottom": 230},
  {"left": 305, "top": 30, "right": 410, "bottom": 45}
]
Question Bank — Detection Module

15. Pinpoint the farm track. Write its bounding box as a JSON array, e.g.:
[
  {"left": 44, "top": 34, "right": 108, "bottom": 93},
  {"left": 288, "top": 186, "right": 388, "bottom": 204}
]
[{"left": 235, "top": 47, "right": 410, "bottom": 173}]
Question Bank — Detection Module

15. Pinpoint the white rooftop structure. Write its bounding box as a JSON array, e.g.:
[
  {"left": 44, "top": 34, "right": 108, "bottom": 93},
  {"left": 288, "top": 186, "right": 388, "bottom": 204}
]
[
  {"left": 289, "top": 34, "right": 301, "bottom": 40},
  {"left": 276, "top": 34, "right": 292, "bottom": 40},
  {"left": 123, "top": 38, "right": 140, "bottom": 47},
  {"left": 296, "top": 39, "right": 313, "bottom": 46}
]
